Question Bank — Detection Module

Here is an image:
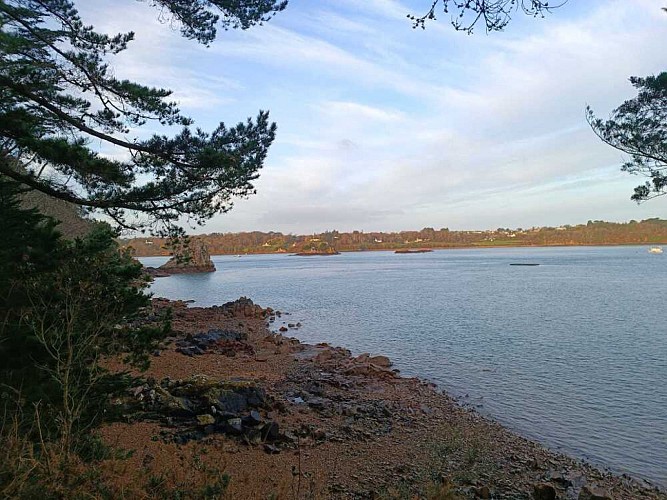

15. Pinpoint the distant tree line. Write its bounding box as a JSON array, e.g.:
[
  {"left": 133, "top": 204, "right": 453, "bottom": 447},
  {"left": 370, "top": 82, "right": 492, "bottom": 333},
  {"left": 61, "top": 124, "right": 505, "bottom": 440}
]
[{"left": 122, "top": 219, "right": 667, "bottom": 256}]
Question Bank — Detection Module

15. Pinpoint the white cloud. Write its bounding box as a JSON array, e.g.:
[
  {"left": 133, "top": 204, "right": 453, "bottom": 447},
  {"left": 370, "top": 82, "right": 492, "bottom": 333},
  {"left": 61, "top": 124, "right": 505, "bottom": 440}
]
[{"left": 78, "top": 0, "right": 667, "bottom": 234}]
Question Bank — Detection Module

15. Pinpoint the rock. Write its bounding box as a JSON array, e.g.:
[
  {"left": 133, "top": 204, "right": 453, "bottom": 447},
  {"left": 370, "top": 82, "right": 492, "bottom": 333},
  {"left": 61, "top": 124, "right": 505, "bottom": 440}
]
[
  {"left": 474, "top": 485, "right": 491, "bottom": 499},
  {"left": 262, "top": 422, "right": 280, "bottom": 441},
  {"left": 196, "top": 414, "right": 215, "bottom": 426},
  {"left": 216, "top": 391, "right": 249, "bottom": 414},
  {"left": 152, "top": 386, "right": 193, "bottom": 417},
  {"left": 159, "top": 238, "right": 215, "bottom": 274},
  {"left": 533, "top": 483, "right": 557, "bottom": 500},
  {"left": 368, "top": 355, "right": 392, "bottom": 368},
  {"left": 226, "top": 417, "right": 243, "bottom": 435},
  {"left": 578, "top": 486, "right": 612, "bottom": 500},
  {"left": 547, "top": 471, "right": 571, "bottom": 488},
  {"left": 307, "top": 397, "right": 329, "bottom": 410},
  {"left": 263, "top": 444, "right": 280, "bottom": 454},
  {"left": 279, "top": 326, "right": 288, "bottom": 332},
  {"left": 244, "top": 410, "right": 262, "bottom": 426},
  {"left": 244, "top": 428, "right": 263, "bottom": 444},
  {"left": 143, "top": 266, "right": 171, "bottom": 278}
]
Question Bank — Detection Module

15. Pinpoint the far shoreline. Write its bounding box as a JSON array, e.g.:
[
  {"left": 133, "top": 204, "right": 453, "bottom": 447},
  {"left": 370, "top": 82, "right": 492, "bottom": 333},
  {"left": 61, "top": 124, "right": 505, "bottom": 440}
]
[{"left": 136, "top": 241, "right": 666, "bottom": 259}]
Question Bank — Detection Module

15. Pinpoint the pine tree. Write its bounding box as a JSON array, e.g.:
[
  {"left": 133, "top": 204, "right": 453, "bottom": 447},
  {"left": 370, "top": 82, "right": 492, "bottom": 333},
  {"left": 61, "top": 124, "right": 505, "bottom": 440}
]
[
  {"left": 0, "top": 0, "right": 283, "bottom": 233},
  {"left": 588, "top": 73, "right": 667, "bottom": 202}
]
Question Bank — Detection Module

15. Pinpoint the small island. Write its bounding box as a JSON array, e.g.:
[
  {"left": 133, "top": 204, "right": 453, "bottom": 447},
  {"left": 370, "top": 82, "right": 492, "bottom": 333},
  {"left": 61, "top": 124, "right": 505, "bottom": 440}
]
[
  {"left": 292, "top": 239, "right": 340, "bottom": 256},
  {"left": 395, "top": 248, "right": 433, "bottom": 254},
  {"left": 146, "top": 238, "right": 216, "bottom": 276}
]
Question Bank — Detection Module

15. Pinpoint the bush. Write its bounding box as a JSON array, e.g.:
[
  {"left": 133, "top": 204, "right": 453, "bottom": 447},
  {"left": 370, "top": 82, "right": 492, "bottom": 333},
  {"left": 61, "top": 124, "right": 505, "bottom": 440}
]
[{"left": 0, "top": 176, "right": 169, "bottom": 495}]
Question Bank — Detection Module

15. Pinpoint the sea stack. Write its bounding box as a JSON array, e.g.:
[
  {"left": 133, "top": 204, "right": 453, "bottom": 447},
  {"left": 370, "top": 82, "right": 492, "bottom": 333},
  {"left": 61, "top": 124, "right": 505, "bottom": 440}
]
[{"left": 159, "top": 238, "right": 216, "bottom": 274}]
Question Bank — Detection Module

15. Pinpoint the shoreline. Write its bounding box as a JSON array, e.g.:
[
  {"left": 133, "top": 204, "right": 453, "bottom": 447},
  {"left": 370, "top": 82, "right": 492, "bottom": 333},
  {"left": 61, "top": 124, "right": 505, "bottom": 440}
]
[
  {"left": 135, "top": 242, "right": 666, "bottom": 259},
  {"left": 99, "top": 297, "right": 666, "bottom": 498}
]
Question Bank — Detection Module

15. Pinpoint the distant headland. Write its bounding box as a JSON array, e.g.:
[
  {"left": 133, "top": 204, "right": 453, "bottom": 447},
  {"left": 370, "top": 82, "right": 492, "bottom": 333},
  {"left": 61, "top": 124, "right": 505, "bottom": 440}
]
[{"left": 121, "top": 218, "right": 667, "bottom": 257}]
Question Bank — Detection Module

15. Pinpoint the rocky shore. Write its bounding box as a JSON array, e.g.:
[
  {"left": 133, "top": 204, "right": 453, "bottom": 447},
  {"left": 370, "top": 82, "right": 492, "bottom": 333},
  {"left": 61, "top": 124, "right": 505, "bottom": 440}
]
[{"left": 99, "top": 298, "right": 666, "bottom": 499}]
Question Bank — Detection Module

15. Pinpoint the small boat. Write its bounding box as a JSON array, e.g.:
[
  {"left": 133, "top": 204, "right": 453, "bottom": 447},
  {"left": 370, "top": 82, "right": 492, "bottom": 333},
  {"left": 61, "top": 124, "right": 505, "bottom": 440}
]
[{"left": 649, "top": 246, "right": 663, "bottom": 254}]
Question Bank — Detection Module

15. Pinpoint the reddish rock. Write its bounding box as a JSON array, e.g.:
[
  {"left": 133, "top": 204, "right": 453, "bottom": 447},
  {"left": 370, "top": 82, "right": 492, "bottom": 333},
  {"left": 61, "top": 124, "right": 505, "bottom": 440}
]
[
  {"left": 578, "top": 486, "right": 612, "bottom": 500},
  {"left": 369, "top": 355, "right": 392, "bottom": 368}
]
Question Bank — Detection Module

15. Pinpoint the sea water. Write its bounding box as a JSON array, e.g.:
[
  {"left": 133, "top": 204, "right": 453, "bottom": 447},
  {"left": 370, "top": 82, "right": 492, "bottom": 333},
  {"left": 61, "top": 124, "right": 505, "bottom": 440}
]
[{"left": 142, "top": 246, "right": 667, "bottom": 486}]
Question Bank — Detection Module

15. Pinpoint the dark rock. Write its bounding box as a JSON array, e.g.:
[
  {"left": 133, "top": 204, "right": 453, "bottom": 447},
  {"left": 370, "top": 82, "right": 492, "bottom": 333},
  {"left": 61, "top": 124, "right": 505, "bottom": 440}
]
[
  {"left": 279, "top": 326, "right": 288, "bottom": 332},
  {"left": 307, "top": 397, "right": 329, "bottom": 410},
  {"left": 217, "top": 391, "right": 249, "bottom": 414},
  {"left": 176, "top": 346, "right": 206, "bottom": 356},
  {"left": 226, "top": 417, "right": 243, "bottom": 435},
  {"left": 578, "top": 486, "right": 612, "bottom": 500},
  {"left": 201, "top": 328, "right": 247, "bottom": 342},
  {"left": 242, "top": 411, "right": 262, "bottom": 427},
  {"left": 533, "top": 483, "right": 557, "bottom": 500},
  {"left": 143, "top": 266, "right": 171, "bottom": 278},
  {"left": 262, "top": 422, "right": 280, "bottom": 441},
  {"left": 263, "top": 444, "right": 280, "bottom": 454},
  {"left": 175, "top": 329, "right": 252, "bottom": 358}
]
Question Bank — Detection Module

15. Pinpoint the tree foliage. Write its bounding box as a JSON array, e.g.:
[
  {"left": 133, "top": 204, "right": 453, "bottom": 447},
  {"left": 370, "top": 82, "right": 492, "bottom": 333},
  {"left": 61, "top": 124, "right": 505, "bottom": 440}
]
[
  {"left": 0, "top": 177, "right": 168, "bottom": 457},
  {"left": 587, "top": 73, "right": 667, "bottom": 202},
  {"left": 145, "top": 0, "right": 287, "bottom": 45},
  {"left": 409, "top": 0, "right": 567, "bottom": 32},
  {"left": 0, "top": 0, "right": 280, "bottom": 233}
]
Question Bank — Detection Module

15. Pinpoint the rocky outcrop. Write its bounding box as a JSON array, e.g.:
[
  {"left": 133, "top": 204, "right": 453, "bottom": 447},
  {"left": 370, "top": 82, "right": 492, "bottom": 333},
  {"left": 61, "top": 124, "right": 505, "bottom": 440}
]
[
  {"left": 159, "top": 238, "right": 215, "bottom": 274},
  {"left": 125, "top": 375, "right": 291, "bottom": 448}
]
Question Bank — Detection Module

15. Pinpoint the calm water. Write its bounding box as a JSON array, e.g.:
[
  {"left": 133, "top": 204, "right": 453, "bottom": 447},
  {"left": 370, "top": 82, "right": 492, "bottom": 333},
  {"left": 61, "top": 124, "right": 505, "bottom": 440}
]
[{"left": 142, "top": 246, "right": 667, "bottom": 486}]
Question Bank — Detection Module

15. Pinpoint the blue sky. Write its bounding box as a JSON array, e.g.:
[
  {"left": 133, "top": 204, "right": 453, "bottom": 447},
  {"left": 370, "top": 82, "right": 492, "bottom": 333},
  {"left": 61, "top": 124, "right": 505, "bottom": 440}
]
[{"left": 79, "top": 0, "right": 667, "bottom": 233}]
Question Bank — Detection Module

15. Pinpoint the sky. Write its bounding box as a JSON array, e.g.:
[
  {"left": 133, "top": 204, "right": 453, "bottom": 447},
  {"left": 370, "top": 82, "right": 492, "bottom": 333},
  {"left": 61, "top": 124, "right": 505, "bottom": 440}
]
[{"left": 78, "top": 0, "right": 667, "bottom": 234}]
